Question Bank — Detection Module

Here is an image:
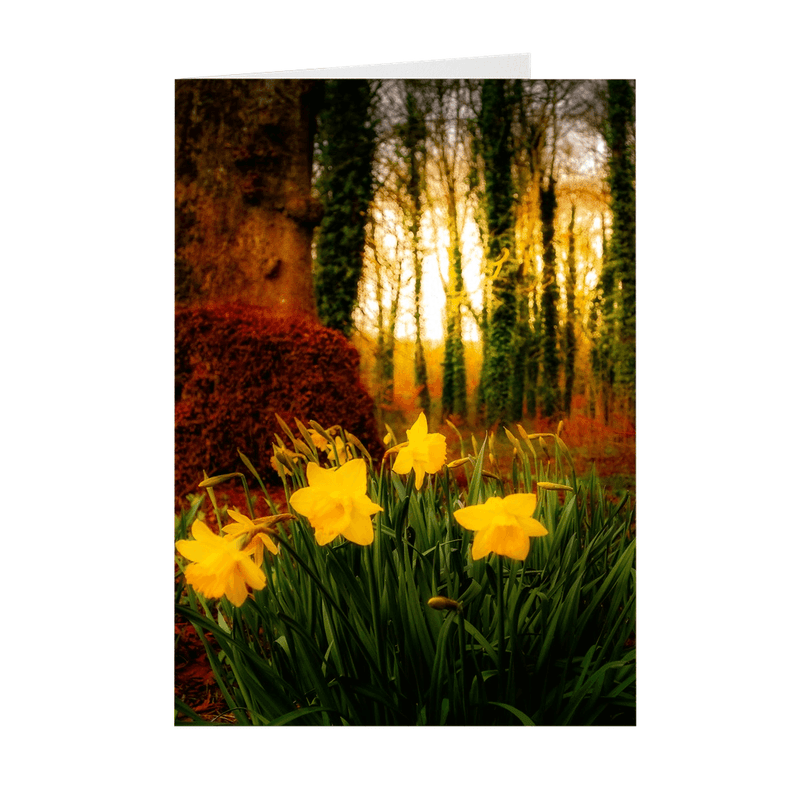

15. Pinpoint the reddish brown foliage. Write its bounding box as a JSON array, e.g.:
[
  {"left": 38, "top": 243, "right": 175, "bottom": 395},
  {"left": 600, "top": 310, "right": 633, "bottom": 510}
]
[
  {"left": 174, "top": 619, "right": 231, "bottom": 722},
  {"left": 175, "top": 302, "right": 384, "bottom": 499}
]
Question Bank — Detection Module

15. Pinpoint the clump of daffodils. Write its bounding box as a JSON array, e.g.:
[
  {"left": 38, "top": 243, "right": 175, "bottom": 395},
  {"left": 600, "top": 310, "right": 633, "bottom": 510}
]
[{"left": 177, "top": 412, "right": 553, "bottom": 608}]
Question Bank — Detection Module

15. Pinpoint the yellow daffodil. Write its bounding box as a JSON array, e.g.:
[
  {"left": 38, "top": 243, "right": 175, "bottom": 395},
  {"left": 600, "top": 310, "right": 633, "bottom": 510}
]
[
  {"left": 221, "top": 508, "right": 257, "bottom": 538},
  {"left": 454, "top": 494, "right": 548, "bottom": 561},
  {"left": 310, "top": 430, "right": 329, "bottom": 450},
  {"left": 326, "top": 435, "right": 349, "bottom": 463},
  {"left": 175, "top": 519, "right": 266, "bottom": 606},
  {"left": 222, "top": 509, "right": 280, "bottom": 567},
  {"left": 289, "top": 458, "right": 383, "bottom": 546},
  {"left": 392, "top": 412, "right": 447, "bottom": 490}
]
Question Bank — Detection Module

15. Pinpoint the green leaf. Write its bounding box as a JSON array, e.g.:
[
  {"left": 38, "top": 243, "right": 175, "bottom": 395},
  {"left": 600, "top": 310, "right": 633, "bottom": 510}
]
[
  {"left": 461, "top": 618, "right": 498, "bottom": 668},
  {"left": 486, "top": 701, "right": 536, "bottom": 726},
  {"left": 266, "top": 706, "right": 340, "bottom": 726}
]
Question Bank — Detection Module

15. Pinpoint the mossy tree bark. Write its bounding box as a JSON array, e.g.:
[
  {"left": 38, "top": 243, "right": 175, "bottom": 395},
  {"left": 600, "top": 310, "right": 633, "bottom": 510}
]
[
  {"left": 478, "top": 79, "right": 517, "bottom": 426},
  {"left": 402, "top": 85, "right": 432, "bottom": 418},
  {"left": 175, "top": 79, "right": 323, "bottom": 316},
  {"left": 538, "top": 177, "right": 560, "bottom": 419},
  {"left": 426, "top": 80, "right": 468, "bottom": 421},
  {"left": 372, "top": 217, "right": 402, "bottom": 410},
  {"left": 592, "top": 213, "right": 615, "bottom": 423},
  {"left": 605, "top": 78, "right": 636, "bottom": 418},
  {"left": 562, "top": 202, "right": 578, "bottom": 416},
  {"left": 591, "top": 79, "right": 635, "bottom": 423},
  {"left": 314, "top": 79, "right": 376, "bottom": 337}
]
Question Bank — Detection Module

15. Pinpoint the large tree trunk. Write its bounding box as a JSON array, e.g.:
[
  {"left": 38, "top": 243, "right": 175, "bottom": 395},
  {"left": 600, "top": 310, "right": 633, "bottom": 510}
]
[{"left": 175, "top": 79, "right": 323, "bottom": 316}]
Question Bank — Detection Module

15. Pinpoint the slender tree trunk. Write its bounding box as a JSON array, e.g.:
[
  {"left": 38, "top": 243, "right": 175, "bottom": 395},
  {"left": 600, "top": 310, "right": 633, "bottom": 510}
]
[
  {"left": 528, "top": 281, "right": 542, "bottom": 418},
  {"left": 595, "top": 210, "right": 615, "bottom": 423},
  {"left": 404, "top": 89, "right": 431, "bottom": 417},
  {"left": 563, "top": 203, "right": 578, "bottom": 416},
  {"left": 441, "top": 174, "right": 467, "bottom": 419},
  {"left": 539, "top": 177, "right": 560, "bottom": 419}
]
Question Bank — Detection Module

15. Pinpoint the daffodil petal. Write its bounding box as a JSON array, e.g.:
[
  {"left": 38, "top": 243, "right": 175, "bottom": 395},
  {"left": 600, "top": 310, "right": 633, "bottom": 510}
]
[
  {"left": 248, "top": 538, "right": 264, "bottom": 568},
  {"left": 518, "top": 516, "right": 549, "bottom": 538},
  {"left": 175, "top": 539, "right": 214, "bottom": 562},
  {"left": 393, "top": 447, "right": 414, "bottom": 474},
  {"left": 190, "top": 519, "right": 218, "bottom": 543},
  {"left": 344, "top": 513, "right": 375, "bottom": 545},
  {"left": 408, "top": 412, "right": 428, "bottom": 440},
  {"left": 335, "top": 458, "right": 367, "bottom": 494},
  {"left": 502, "top": 493, "right": 538, "bottom": 518},
  {"left": 289, "top": 485, "right": 322, "bottom": 518},
  {"left": 256, "top": 531, "right": 280, "bottom": 555},
  {"left": 454, "top": 504, "right": 498, "bottom": 531},
  {"left": 306, "top": 461, "right": 335, "bottom": 489},
  {"left": 221, "top": 524, "right": 242, "bottom": 536},
  {"left": 471, "top": 530, "right": 493, "bottom": 560}
]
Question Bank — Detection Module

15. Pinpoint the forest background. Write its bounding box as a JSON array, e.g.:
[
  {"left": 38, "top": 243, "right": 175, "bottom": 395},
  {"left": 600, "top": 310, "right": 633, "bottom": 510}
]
[{"left": 175, "top": 78, "right": 636, "bottom": 492}]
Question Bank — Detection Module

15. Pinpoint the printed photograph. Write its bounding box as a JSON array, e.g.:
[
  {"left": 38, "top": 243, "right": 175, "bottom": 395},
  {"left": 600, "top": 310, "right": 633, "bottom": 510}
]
[{"left": 174, "top": 78, "right": 636, "bottom": 725}]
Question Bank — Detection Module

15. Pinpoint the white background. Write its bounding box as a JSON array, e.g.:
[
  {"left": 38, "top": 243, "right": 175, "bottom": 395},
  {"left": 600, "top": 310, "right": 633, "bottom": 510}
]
[{"left": 3, "top": 3, "right": 798, "bottom": 798}]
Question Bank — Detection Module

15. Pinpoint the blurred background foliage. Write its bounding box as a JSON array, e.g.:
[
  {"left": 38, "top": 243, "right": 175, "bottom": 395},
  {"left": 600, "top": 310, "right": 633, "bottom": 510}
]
[{"left": 175, "top": 78, "right": 635, "bottom": 497}]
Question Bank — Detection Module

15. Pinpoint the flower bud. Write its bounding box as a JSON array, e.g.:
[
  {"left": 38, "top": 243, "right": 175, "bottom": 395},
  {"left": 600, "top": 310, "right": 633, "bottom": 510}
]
[
  {"left": 427, "top": 596, "right": 461, "bottom": 612},
  {"left": 253, "top": 513, "right": 296, "bottom": 527},
  {"left": 198, "top": 472, "right": 243, "bottom": 488}
]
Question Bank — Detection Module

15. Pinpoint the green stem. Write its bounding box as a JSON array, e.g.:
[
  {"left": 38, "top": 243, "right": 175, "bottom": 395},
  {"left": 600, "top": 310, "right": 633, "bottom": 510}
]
[
  {"left": 457, "top": 612, "right": 468, "bottom": 723},
  {"left": 271, "top": 533, "right": 386, "bottom": 687},
  {"left": 240, "top": 475, "right": 256, "bottom": 519},
  {"left": 496, "top": 554, "right": 505, "bottom": 701}
]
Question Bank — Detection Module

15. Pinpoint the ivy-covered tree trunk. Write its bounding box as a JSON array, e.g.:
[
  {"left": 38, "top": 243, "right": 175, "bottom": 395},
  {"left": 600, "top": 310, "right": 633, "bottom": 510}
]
[
  {"left": 478, "top": 79, "right": 517, "bottom": 426},
  {"left": 563, "top": 203, "right": 578, "bottom": 416},
  {"left": 592, "top": 213, "right": 615, "bottom": 424},
  {"left": 412, "top": 261, "right": 431, "bottom": 418},
  {"left": 314, "top": 79, "right": 376, "bottom": 336},
  {"left": 175, "top": 79, "right": 323, "bottom": 314},
  {"left": 372, "top": 218, "right": 393, "bottom": 410},
  {"left": 528, "top": 281, "right": 542, "bottom": 418},
  {"left": 606, "top": 79, "right": 636, "bottom": 417},
  {"left": 510, "top": 272, "right": 532, "bottom": 422},
  {"left": 538, "top": 177, "right": 560, "bottom": 419},
  {"left": 403, "top": 86, "right": 431, "bottom": 418},
  {"left": 376, "top": 283, "right": 401, "bottom": 408},
  {"left": 441, "top": 192, "right": 467, "bottom": 420}
]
